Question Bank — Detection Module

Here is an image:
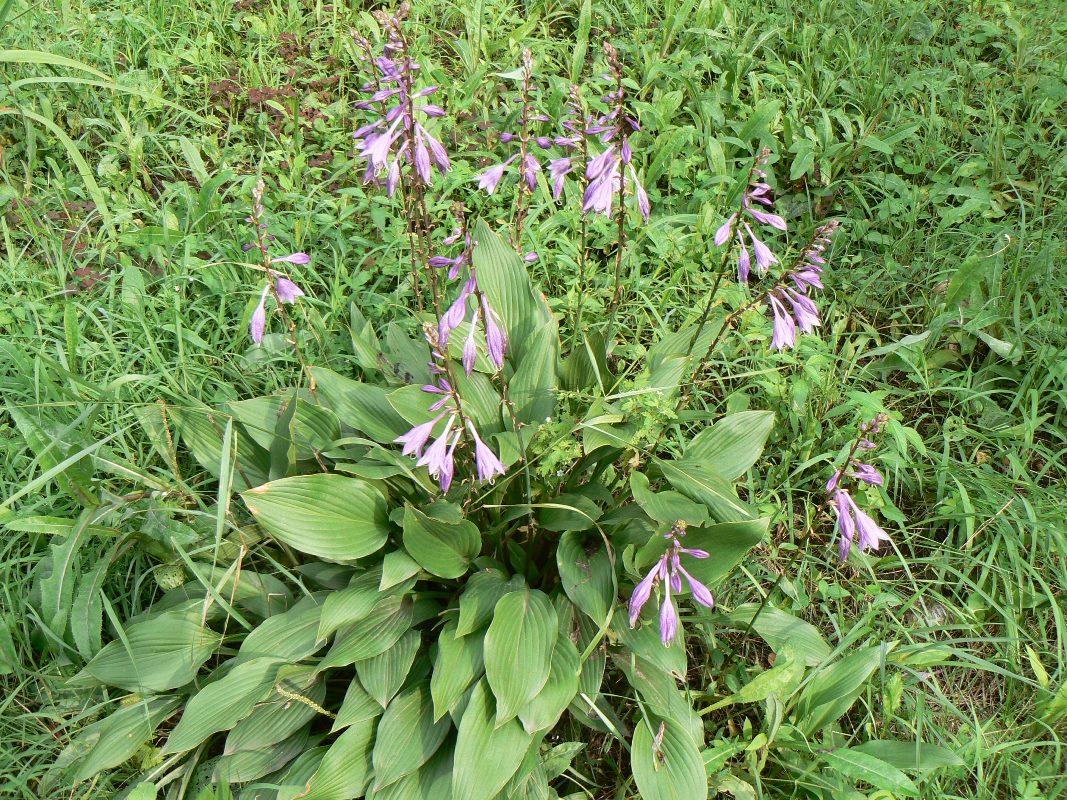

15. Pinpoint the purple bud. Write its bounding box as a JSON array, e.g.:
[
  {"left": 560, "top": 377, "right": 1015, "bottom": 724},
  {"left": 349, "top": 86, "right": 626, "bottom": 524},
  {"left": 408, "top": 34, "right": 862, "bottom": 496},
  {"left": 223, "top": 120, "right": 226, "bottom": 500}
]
[
  {"left": 523, "top": 252, "right": 538, "bottom": 263},
  {"left": 250, "top": 286, "right": 269, "bottom": 344},
  {"left": 713, "top": 215, "right": 736, "bottom": 247},
  {"left": 481, "top": 295, "right": 507, "bottom": 369},
  {"left": 466, "top": 420, "right": 506, "bottom": 482},
  {"left": 271, "top": 252, "right": 311, "bottom": 265}
]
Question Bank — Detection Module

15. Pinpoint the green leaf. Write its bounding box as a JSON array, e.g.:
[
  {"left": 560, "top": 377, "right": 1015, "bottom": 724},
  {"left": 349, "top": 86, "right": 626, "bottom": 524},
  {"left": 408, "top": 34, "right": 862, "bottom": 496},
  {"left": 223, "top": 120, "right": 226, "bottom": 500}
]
[
  {"left": 357, "top": 629, "right": 420, "bottom": 707},
  {"left": 631, "top": 718, "right": 708, "bottom": 800},
  {"left": 431, "top": 620, "right": 485, "bottom": 721},
  {"left": 508, "top": 320, "right": 559, "bottom": 425},
  {"left": 796, "top": 644, "right": 892, "bottom": 734},
  {"left": 484, "top": 589, "right": 559, "bottom": 724},
  {"left": 172, "top": 407, "right": 269, "bottom": 491},
  {"left": 704, "top": 652, "right": 804, "bottom": 711},
  {"left": 226, "top": 665, "right": 323, "bottom": 753},
  {"left": 76, "top": 610, "right": 221, "bottom": 693},
  {"left": 61, "top": 697, "right": 181, "bottom": 783},
  {"left": 318, "top": 568, "right": 388, "bottom": 641},
  {"left": 517, "top": 629, "right": 580, "bottom": 734},
  {"left": 236, "top": 598, "right": 323, "bottom": 665},
  {"left": 657, "top": 459, "right": 754, "bottom": 522},
  {"left": 372, "top": 683, "right": 451, "bottom": 789},
  {"left": 226, "top": 394, "right": 340, "bottom": 461},
  {"left": 456, "top": 569, "right": 513, "bottom": 636},
  {"left": 714, "top": 604, "right": 831, "bottom": 666},
  {"left": 452, "top": 681, "right": 533, "bottom": 800},
  {"left": 556, "top": 532, "right": 615, "bottom": 625},
  {"left": 630, "top": 472, "right": 710, "bottom": 527},
  {"left": 684, "top": 411, "right": 774, "bottom": 482},
  {"left": 402, "top": 504, "right": 481, "bottom": 579},
  {"left": 277, "top": 715, "right": 378, "bottom": 800},
  {"left": 819, "top": 749, "right": 920, "bottom": 797},
  {"left": 332, "top": 679, "right": 380, "bottom": 733},
  {"left": 242, "top": 474, "right": 389, "bottom": 562},
  {"left": 317, "top": 596, "right": 414, "bottom": 672},
  {"left": 164, "top": 657, "right": 281, "bottom": 753},
  {"left": 309, "top": 367, "right": 410, "bottom": 443},
  {"left": 472, "top": 219, "right": 551, "bottom": 365},
  {"left": 852, "top": 739, "right": 964, "bottom": 772}
]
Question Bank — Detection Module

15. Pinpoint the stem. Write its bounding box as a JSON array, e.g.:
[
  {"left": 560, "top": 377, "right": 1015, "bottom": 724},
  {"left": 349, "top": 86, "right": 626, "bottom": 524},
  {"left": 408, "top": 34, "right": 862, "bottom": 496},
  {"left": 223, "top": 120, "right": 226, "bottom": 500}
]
[{"left": 685, "top": 236, "right": 736, "bottom": 358}]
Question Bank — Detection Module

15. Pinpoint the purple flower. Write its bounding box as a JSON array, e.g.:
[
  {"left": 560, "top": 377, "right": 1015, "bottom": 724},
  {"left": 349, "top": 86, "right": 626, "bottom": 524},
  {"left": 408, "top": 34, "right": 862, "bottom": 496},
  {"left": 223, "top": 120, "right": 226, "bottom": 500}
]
[
  {"left": 549, "top": 157, "right": 575, "bottom": 200},
  {"left": 826, "top": 469, "right": 842, "bottom": 493},
  {"left": 850, "top": 462, "right": 883, "bottom": 486},
  {"left": 416, "top": 414, "right": 458, "bottom": 481},
  {"left": 462, "top": 307, "right": 480, "bottom": 376},
  {"left": 477, "top": 157, "right": 514, "bottom": 195},
  {"left": 467, "top": 421, "right": 505, "bottom": 483},
  {"left": 659, "top": 589, "right": 678, "bottom": 646},
  {"left": 395, "top": 412, "right": 447, "bottom": 458},
  {"left": 767, "top": 293, "right": 797, "bottom": 350},
  {"left": 523, "top": 252, "right": 539, "bottom": 263},
  {"left": 271, "top": 252, "right": 311, "bottom": 265},
  {"left": 628, "top": 560, "right": 663, "bottom": 626},
  {"left": 627, "top": 527, "right": 716, "bottom": 646},
  {"left": 481, "top": 296, "right": 507, "bottom": 369},
  {"left": 274, "top": 276, "right": 305, "bottom": 304},
  {"left": 250, "top": 285, "right": 269, "bottom": 344},
  {"left": 831, "top": 488, "right": 891, "bottom": 561},
  {"left": 439, "top": 431, "right": 462, "bottom": 492}
]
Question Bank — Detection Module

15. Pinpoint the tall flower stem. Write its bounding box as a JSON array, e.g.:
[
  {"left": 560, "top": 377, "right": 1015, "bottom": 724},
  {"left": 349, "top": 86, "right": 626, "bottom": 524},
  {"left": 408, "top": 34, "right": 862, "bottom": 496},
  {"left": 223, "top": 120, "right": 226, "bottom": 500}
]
[
  {"left": 604, "top": 67, "right": 628, "bottom": 330},
  {"left": 512, "top": 51, "right": 534, "bottom": 252}
]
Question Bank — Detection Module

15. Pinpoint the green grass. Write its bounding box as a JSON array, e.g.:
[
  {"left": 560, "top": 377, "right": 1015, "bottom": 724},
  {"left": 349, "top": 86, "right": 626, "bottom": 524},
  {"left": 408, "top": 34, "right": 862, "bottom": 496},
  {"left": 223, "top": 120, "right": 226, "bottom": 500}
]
[{"left": 1, "top": 0, "right": 1065, "bottom": 797}]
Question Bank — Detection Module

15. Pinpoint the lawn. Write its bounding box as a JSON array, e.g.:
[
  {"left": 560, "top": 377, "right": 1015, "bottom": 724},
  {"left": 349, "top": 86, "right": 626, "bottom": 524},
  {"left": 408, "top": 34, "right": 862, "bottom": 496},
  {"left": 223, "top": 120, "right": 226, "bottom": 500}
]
[{"left": 1, "top": 0, "right": 1065, "bottom": 798}]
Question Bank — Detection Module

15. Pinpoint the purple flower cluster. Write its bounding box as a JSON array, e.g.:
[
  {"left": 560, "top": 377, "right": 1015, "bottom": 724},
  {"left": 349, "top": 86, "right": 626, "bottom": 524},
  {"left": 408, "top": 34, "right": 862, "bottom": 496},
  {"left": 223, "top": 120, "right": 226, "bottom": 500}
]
[
  {"left": 476, "top": 49, "right": 550, "bottom": 196},
  {"left": 546, "top": 85, "right": 589, "bottom": 200},
  {"left": 393, "top": 326, "right": 506, "bottom": 492},
  {"left": 581, "top": 43, "right": 649, "bottom": 222},
  {"left": 243, "top": 180, "right": 309, "bottom": 344},
  {"left": 763, "top": 219, "right": 840, "bottom": 350},
  {"left": 438, "top": 269, "right": 507, "bottom": 376},
  {"left": 351, "top": 19, "right": 449, "bottom": 196},
  {"left": 827, "top": 414, "right": 892, "bottom": 561},
  {"left": 628, "top": 522, "right": 715, "bottom": 646},
  {"left": 713, "top": 151, "right": 786, "bottom": 283}
]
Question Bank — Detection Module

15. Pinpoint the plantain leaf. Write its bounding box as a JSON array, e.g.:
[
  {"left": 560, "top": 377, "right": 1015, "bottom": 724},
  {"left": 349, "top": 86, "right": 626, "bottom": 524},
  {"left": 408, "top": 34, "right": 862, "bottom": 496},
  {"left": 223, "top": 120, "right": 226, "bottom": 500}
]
[
  {"left": 483, "top": 589, "right": 558, "bottom": 725},
  {"left": 75, "top": 610, "right": 220, "bottom": 693},
  {"left": 371, "top": 683, "right": 451, "bottom": 789},
  {"left": 164, "top": 657, "right": 281, "bottom": 753},
  {"left": 684, "top": 410, "right": 774, "bottom": 481},
  {"left": 452, "top": 681, "right": 533, "bottom": 800},
  {"left": 631, "top": 718, "right": 707, "bottom": 800},
  {"left": 242, "top": 474, "right": 389, "bottom": 562}
]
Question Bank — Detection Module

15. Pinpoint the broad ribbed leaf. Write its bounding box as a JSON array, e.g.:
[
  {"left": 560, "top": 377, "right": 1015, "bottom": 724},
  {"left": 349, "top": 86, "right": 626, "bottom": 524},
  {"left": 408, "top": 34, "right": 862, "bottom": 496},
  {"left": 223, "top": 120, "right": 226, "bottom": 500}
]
[
  {"left": 715, "top": 604, "right": 831, "bottom": 666},
  {"left": 471, "top": 219, "right": 551, "bottom": 364},
  {"left": 226, "top": 665, "right": 323, "bottom": 753},
  {"left": 684, "top": 410, "right": 774, "bottom": 481},
  {"left": 508, "top": 320, "right": 559, "bottom": 424},
  {"left": 852, "top": 739, "right": 964, "bottom": 772},
  {"left": 62, "top": 697, "right": 181, "bottom": 783},
  {"left": 172, "top": 407, "right": 269, "bottom": 490},
  {"left": 164, "top": 657, "right": 281, "bottom": 753},
  {"left": 236, "top": 597, "right": 323, "bottom": 665},
  {"left": 483, "top": 589, "right": 557, "bottom": 724},
  {"left": 796, "top": 644, "right": 891, "bottom": 734},
  {"left": 631, "top": 718, "right": 707, "bottom": 800},
  {"left": 309, "top": 367, "right": 410, "bottom": 443},
  {"left": 456, "top": 569, "right": 512, "bottom": 636},
  {"left": 657, "top": 458, "right": 754, "bottom": 522},
  {"left": 430, "top": 621, "right": 484, "bottom": 721},
  {"left": 556, "top": 531, "right": 615, "bottom": 624},
  {"left": 517, "top": 630, "right": 580, "bottom": 733},
  {"left": 402, "top": 504, "right": 481, "bottom": 579},
  {"left": 317, "top": 596, "right": 413, "bottom": 672},
  {"left": 357, "top": 629, "right": 420, "bottom": 707},
  {"left": 242, "top": 474, "right": 389, "bottom": 562},
  {"left": 630, "top": 471, "right": 710, "bottom": 526},
  {"left": 226, "top": 395, "right": 340, "bottom": 460},
  {"left": 371, "top": 684, "right": 450, "bottom": 789},
  {"left": 452, "top": 681, "right": 532, "bottom": 800},
  {"left": 276, "top": 715, "right": 378, "bottom": 800},
  {"left": 77, "top": 610, "right": 220, "bottom": 693},
  {"left": 318, "top": 569, "right": 386, "bottom": 640},
  {"left": 332, "top": 678, "right": 380, "bottom": 733}
]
